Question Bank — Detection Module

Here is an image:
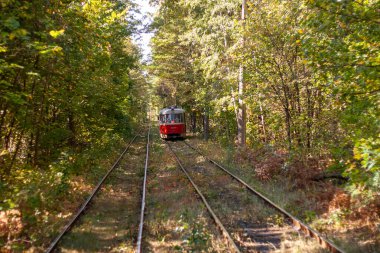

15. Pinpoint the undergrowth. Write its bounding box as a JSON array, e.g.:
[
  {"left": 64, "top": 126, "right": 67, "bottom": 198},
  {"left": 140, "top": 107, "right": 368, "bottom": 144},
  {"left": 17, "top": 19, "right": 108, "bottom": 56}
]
[
  {"left": 189, "top": 137, "right": 380, "bottom": 252},
  {"left": 0, "top": 132, "right": 130, "bottom": 251}
]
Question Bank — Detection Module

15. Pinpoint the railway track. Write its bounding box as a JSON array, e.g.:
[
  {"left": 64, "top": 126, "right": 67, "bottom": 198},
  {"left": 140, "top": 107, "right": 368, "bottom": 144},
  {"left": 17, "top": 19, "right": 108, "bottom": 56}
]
[
  {"left": 143, "top": 129, "right": 231, "bottom": 251},
  {"left": 166, "top": 141, "right": 240, "bottom": 253},
  {"left": 46, "top": 127, "right": 151, "bottom": 252},
  {"left": 166, "top": 140, "right": 344, "bottom": 253}
]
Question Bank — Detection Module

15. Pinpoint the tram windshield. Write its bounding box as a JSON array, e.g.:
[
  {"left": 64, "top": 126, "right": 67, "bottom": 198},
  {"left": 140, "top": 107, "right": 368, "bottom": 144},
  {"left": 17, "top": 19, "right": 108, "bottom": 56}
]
[{"left": 160, "top": 113, "right": 184, "bottom": 123}]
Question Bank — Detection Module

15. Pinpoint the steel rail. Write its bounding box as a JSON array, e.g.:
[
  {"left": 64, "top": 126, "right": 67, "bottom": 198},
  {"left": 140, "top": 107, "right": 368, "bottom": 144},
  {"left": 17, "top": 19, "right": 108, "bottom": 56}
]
[
  {"left": 45, "top": 135, "right": 139, "bottom": 253},
  {"left": 166, "top": 141, "right": 241, "bottom": 253},
  {"left": 136, "top": 125, "right": 151, "bottom": 253},
  {"left": 184, "top": 140, "right": 345, "bottom": 253}
]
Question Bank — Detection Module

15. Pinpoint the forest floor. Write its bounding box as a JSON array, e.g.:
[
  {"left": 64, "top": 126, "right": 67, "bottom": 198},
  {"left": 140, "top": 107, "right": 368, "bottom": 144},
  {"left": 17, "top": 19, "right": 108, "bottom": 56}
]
[
  {"left": 185, "top": 135, "right": 380, "bottom": 253},
  {"left": 167, "top": 139, "right": 325, "bottom": 252}
]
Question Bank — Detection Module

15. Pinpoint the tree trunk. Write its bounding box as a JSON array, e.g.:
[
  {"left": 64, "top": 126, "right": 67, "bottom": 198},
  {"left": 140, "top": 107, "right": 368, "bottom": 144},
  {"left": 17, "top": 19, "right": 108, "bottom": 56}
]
[
  {"left": 285, "top": 106, "right": 292, "bottom": 150},
  {"left": 0, "top": 103, "right": 8, "bottom": 141},
  {"left": 237, "top": 0, "right": 247, "bottom": 146},
  {"left": 226, "top": 113, "right": 231, "bottom": 143},
  {"left": 191, "top": 111, "right": 196, "bottom": 133},
  {"left": 306, "top": 83, "right": 313, "bottom": 149},
  {"left": 294, "top": 82, "right": 302, "bottom": 146},
  {"left": 4, "top": 116, "right": 16, "bottom": 150},
  {"left": 7, "top": 132, "right": 23, "bottom": 175},
  {"left": 258, "top": 98, "right": 267, "bottom": 143},
  {"left": 237, "top": 64, "right": 246, "bottom": 146},
  {"left": 203, "top": 108, "right": 209, "bottom": 141}
]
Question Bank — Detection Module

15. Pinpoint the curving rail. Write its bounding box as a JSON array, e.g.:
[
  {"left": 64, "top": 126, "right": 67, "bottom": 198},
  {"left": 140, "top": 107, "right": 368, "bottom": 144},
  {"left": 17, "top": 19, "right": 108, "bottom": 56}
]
[{"left": 183, "top": 140, "right": 345, "bottom": 253}]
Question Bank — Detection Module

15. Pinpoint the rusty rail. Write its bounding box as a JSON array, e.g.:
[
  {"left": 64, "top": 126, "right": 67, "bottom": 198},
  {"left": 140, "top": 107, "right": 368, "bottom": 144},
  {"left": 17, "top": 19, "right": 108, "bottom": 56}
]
[
  {"left": 136, "top": 125, "right": 151, "bottom": 253},
  {"left": 184, "top": 140, "right": 345, "bottom": 253},
  {"left": 166, "top": 141, "right": 241, "bottom": 253}
]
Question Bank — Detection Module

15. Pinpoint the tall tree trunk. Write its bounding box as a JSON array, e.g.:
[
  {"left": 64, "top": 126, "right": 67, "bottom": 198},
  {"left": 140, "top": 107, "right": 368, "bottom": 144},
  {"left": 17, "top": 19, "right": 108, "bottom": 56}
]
[
  {"left": 33, "top": 128, "right": 40, "bottom": 166},
  {"left": 238, "top": 65, "right": 246, "bottom": 146},
  {"left": 7, "top": 132, "right": 23, "bottom": 175},
  {"left": 237, "top": 0, "right": 247, "bottom": 146},
  {"left": 294, "top": 81, "right": 302, "bottom": 147},
  {"left": 306, "top": 84, "right": 317, "bottom": 150},
  {"left": 226, "top": 112, "right": 231, "bottom": 143},
  {"left": 285, "top": 106, "right": 292, "bottom": 150},
  {"left": 27, "top": 133, "right": 34, "bottom": 163},
  {"left": 258, "top": 97, "right": 267, "bottom": 143}
]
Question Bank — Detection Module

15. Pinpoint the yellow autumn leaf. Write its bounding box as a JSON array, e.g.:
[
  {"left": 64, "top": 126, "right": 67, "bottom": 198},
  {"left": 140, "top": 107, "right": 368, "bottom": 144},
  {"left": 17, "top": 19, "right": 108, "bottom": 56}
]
[{"left": 49, "top": 29, "right": 65, "bottom": 38}]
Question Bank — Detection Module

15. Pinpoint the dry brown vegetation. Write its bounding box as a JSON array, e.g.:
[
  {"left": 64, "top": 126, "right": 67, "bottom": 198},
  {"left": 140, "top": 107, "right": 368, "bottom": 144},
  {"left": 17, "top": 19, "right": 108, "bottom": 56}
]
[
  {"left": 173, "top": 139, "right": 325, "bottom": 252},
  {"left": 187, "top": 137, "right": 380, "bottom": 252},
  {"left": 0, "top": 210, "right": 22, "bottom": 244}
]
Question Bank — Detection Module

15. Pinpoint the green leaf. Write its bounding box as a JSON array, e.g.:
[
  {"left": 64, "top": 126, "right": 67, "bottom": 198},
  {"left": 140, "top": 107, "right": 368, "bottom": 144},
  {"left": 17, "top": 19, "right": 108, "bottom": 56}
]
[
  {"left": 4, "top": 17, "right": 20, "bottom": 30},
  {"left": 4, "top": 92, "right": 26, "bottom": 105}
]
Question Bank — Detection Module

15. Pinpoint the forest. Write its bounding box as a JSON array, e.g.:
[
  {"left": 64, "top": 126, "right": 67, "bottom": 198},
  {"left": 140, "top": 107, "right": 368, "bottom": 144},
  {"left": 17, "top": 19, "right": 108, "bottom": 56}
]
[
  {"left": 150, "top": 0, "right": 379, "bottom": 214},
  {"left": 0, "top": 0, "right": 379, "bottom": 251}
]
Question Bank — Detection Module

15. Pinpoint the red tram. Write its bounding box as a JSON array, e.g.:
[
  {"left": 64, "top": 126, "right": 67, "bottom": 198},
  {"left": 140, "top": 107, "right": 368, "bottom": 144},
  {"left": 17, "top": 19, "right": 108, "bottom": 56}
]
[{"left": 159, "top": 106, "right": 186, "bottom": 139}]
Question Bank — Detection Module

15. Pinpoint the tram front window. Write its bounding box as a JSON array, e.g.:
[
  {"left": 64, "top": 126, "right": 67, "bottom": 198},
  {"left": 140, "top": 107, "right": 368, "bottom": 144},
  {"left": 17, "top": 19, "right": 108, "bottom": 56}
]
[
  {"left": 157, "top": 114, "right": 184, "bottom": 123},
  {"left": 163, "top": 114, "right": 183, "bottom": 123},
  {"left": 159, "top": 115, "right": 165, "bottom": 123}
]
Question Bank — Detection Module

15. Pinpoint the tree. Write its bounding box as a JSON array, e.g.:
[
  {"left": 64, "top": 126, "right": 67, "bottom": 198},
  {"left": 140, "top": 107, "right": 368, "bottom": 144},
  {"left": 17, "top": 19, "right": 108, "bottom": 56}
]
[
  {"left": 301, "top": 0, "right": 380, "bottom": 196},
  {"left": 150, "top": 0, "right": 242, "bottom": 141},
  {"left": 237, "top": 0, "right": 247, "bottom": 146},
  {"left": 0, "top": 1, "right": 148, "bottom": 246}
]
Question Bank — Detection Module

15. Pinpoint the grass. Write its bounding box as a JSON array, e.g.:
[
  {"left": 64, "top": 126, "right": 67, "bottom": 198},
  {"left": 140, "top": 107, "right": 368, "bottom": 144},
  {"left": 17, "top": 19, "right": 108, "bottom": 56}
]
[
  {"left": 55, "top": 136, "right": 147, "bottom": 252},
  {"left": 191, "top": 139, "right": 380, "bottom": 252},
  {"left": 0, "top": 134, "right": 136, "bottom": 252},
  {"left": 185, "top": 138, "right": 345, "bottom": 252},
  {"left": 143, "top": 129, "right": 228, "bottom": 252}
]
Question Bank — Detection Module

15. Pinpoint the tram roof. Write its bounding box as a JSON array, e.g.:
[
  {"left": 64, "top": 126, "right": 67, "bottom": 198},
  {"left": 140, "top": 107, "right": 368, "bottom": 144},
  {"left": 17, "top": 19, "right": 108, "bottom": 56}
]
[{"left": 159, "top": 106, "right": 185, "bottom": 115}]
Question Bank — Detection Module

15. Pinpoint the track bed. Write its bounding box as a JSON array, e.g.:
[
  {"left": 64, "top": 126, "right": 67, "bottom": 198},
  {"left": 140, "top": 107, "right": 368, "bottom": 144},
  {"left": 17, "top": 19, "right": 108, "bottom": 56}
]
[
  {"left": 168, "top": 140, "right": 332, "bottom": 252},
  {"left": 142, "top": 129, "right": 229, "bottom": 252},
  {"left": 50, "top": 134, "right": 148, "bottom": 252}
]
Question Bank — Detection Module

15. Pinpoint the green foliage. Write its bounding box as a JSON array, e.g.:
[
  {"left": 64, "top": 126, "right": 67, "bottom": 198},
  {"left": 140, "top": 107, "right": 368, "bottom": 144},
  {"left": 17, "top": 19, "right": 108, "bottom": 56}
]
[
  {"left": 301, "top": 0, "right": 380, "bottom": 197},
  {"left": 0, "top": 0, "right": 147, "bottom": 170},
  {"left": 272, "top": 214, "right": 285, "bottom": 226},
  {"left": 344, "top": 137, "right": 380, "bottom": 197},
  {"left": 175, "top": 212, "right": 212, "bottom": 251},
  {"left": 0, "top": 0, "right": 148, "bottom": 248},
  {"left": 150, "top": 0, "right": 241, "bottom": 141},
  {"left": 304, "top": 210, "right": 317, "bottom": 223},
  {"left": 186, "top": 222, "right": 211, "bottom": 250},
  {"left": 150, "top": 0, "right": 379, "bottom": 202},
  {"left": 326, "top": 209, "right": 349, "bottom": 227}
]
